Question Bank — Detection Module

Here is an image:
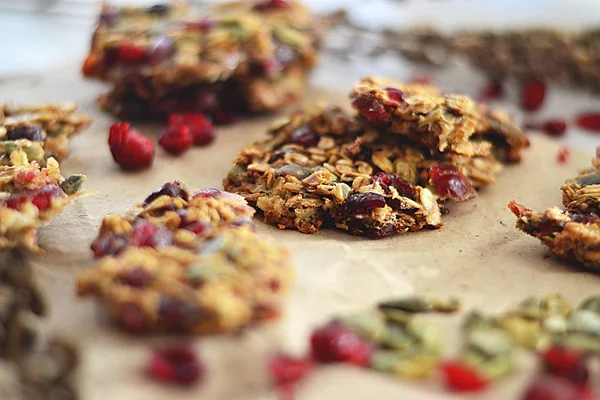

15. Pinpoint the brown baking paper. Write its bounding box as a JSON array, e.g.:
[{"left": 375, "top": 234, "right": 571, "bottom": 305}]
[{"left": 0, "top": 66, "right": 598, "bottom": 400}]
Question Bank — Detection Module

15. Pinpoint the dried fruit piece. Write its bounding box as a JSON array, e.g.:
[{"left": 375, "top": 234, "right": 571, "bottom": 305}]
[
  {"left": 116, "top": 43, "right": 148, "bottom": 65},
  {"left": 168, "top": 113, "right": 215, "bottom": 147},
  {"left": 149, "top": 345, "right": 204, "bottom": 386},
  {"left": 542, "top": 120, "right": 567, "bottom": 137},
  {"left": 479, "top": 80, "right": 504, "bottom": 101},
  {"left": 310, "top": 323, "right": 373, "bottom": 366},
  {"left": 522, "top": 375, "right": 595, "bottom": 400},
  {"left": 557, "top": 147, "right": 570, "bottom": 164},
  {"left": 290, "top": 126, "right": 319, "bottom": 147},
  {"left": 521, "top": 81, "right": 546, "bottom": 111},
  {"left": 429, "top": 165, "right": 477, "bottom": 202},
  {"left": 269, "top": 354, "right": 313, "bottom": 385},
  {"left": 441, "top": 361, "right": 489, "bottom": 392},
  {"left": 159, "top": 124, "right": 193, "bottom": 155},
  {"left": 542, "top": 347, "right": 588, "bottom": 384},
  {"left": 575, "top": 112, "right": 600, "bottom": 133},
  {"left": 108, "top": 122, "right": 155, "bottom": 170}
]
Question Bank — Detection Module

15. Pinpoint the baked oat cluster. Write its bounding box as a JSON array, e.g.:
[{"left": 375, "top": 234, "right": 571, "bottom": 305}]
[
  {"left": 223, "top": 78, "right": 528, "bottom": 238},
  {"left": 82, "top": 1, "right": 321, "bottom": 121},
  {"left": 510, "top": 148, "right": 600, "bottom": 269},
  {"left": 78, "top": 181, "right": 294, "bottom": 334},
  {"left": 0, "top": 104, "right": 90, "bottom": 251}
]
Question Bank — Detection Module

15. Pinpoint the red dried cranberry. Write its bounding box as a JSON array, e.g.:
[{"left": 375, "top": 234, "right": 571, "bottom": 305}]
[
  {"left": 352, "top": 95, "right": 390, "bottom": 125},
  {"left": 168, "top": 113, "right": 215, "bottom": 146},
  {"left": 6, "top": 185, "right": 66, "bottom": 211},
  {"left": 159, "top": 124, "right": 193, "bottom": 155},
  {"left": 254, "top": 0, "right": 290, "bottom": 10},
  {"left": 158, "top": 297, "right": 200, "bottom": 332},
  {"left": 91, "top": 233, "right": 128, "bottom": 257},
  {"left": 557, "top": 146, "right": 570, "bottom": 164},
  {"left": 108, "top": 123, "right": 154, "bottom": 170},
  {"left": 384, "top": 87, "right": 406, "bottom": 105},
  {"left": 180, "top": 221, "right": 208, "bottom": 235},
  {"left": 542, "top": 347, "right": 589, "bottom": 384},
  {"left": 429, "top": 165, "right": 477, "bottom": 202},
  {"left": 120, "top": 268, "right": 151, "bottom": 288},
  {"left": 148, "top": 37, "right": 174, "bottom": 65},
  {"left": 441, "top": 361, "right": 488, "bottom": 392},
  {"left": 82, "top": 54, "right": 100, "bottom": 77},
  {"left": 192, "top": 188, "right": 222, "bottom": 199},
  {"left": 522, "top": 375, "right": 595, "bottom": 400},
  {"left": 542, "top": 120, "right": 567, "bottom": 136},
  {"left": 269, "top": 354, "right": 313, "bottom": 385},
  {"left": 116, "top": 43, "right": 148, "bottom": 65},
  {"left": 310, "top": 322, "right": 373, "bottom": 366},
  {"left": 344, "top": 193, "right": 386, "bottom": 213},
  {"left": 371, "top": 172, "right": 415, "bottom": 199},
  {"left": 149, "top": 345, "right": 204, "bottom": 386},
  {"left": 144, "top": 181, "right": 189, "bottom": 204},
  {"left": 521, "top": 81, "right": 546, "bottom": 111},
  {"left": 570, "top": 211, "right": 599, "bottom": 224},
  {"left": 290, "top": 126, "right": 319, "bottom": 147},
  {"left": 7, "top": 124, "right": 46, "bottom": 141},
  {"left": 212, "top": 111, "right": 239, "bottom": 125},
  {"left": 479, "top": 80, "right": 504, "bottom": 101},
  {"left": 129, "top": 220, "right": 172, "bottom": 249},
  {"left": 118, "top": 304, "right": 146, "bottom": 332},
  {"left": 575, "top": 112, "right": 600, "bottom": 133}
]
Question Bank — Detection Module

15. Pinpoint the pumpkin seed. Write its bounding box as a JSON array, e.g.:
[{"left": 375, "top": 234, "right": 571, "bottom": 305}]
[
  {"left": 337, "top": 312, "right": 386, "bottom": 342},
  {"left": 381, "top": 308, "right": 411, "bottom": 326},
  {"left": 542, "top": 315, "right": 567, "bottom": 335},
  {"left": 381, "top": 323, "right": 415, "bottom": 350},
  {"left": 467, "top": 329, "right": 513, "bottom": 357},
  {"left": 500, "top": 315, "right": 544, "bottom": 350},
  {"left": 406, "top": 319, "right": 441, "bottom": 351},
  {"left": 378, "top": 297, "right": 433, "bottom": 313},
  {"left": 577, "top": 172, "right": 600, "bottom": 187},
  {"left": 557, "top": 332, "right": 600, "bottom": 353},
  {"left": 567, "top": 310, "right": 600, "bottom": 336},
  {"left": 579, "top": 296, "right": 600, "bottom": 315},
  {"left": 59, "top": 175, "right": 85, "bottom": 196}
]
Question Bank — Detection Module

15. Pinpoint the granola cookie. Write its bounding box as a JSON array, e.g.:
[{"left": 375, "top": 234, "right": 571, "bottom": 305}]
[
  {"left": 79, "top": 182, "right": 293, "bottom": 334},
  {"left": 349, "top": 77, "right": 529, "bottom": 161},
  {"left": 509, "top": 149, "right": 600, "bottom": 269},
  {"left": 1, "top": 103, "right": 91, "bottom": 163},
  {"left": 0, "top": 151, "right": 85, "bottom": 251},
  {"left": 83, "top": 1, "right": 321, "bottom": 120}
]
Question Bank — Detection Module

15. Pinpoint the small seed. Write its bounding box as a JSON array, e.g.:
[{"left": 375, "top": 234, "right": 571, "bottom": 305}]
[
  {"left": 467, "top": 329, "right": 513, "bottom": 357},
  {"left": 542, "top": 316, "right": 567, "bottom": 334},
  {"left": 579, "top": 296, "right": 600, "bottom": 315},
  {"left": 378, "top": 297, "right": 433, "bottom": 313},
  {"left": 337, "top": 312, "right": 387, "bottom": 342},
  {"left": 577, "top": 172, "right": 600, "bottom": 187},
  {"left": 567, "top": 310, "right": 600, "bottom": 336},
  {"left": 59, "top": 175, "right": 86, "bottom": 196}
]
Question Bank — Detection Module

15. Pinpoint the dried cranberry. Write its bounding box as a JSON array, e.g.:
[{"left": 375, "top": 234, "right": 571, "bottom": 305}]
[
  {"left": 344, "top": 193, "right": 386, "bottom": 213},
  {"left": 352, "top": 95, "right": 390, "bottom": 125},
  {"left": 91, "top": 233, "right": 128, "bottom": 257},
  {"left": 149, "top": 345, "right": 204, "bottom": 386},
  {"left": 159, "top": 124, "right": 194, "bottom": 155},
  {"left": 522, "top": 375, "right": 595, "bottom": 400},
  {"left": 129, "top": 220, "right": 172, "bottom": 249},
  {"left": 144, "top": 182, "right": 189, "bottom": 204},
  {"left": 441, "top": 361, "right": 488, "bottom": 392},
  {"left": 148, "top": 37, "right": 174, "bottom": 65},
  {"left": 575, "top": 112, "right": 600, "bottom": 133},
  {"left": 6, "top": 185, "right": 66, "bottom": 211},
  {"left": 310, "top": 322, "right": 373, "bottom": 366},
  {"left": 168, "top": 113, "right": 215, "bottom": 146},
  {"left": 158, "top": 297, "right": 201, "bottom": 332},
  {"left": 108, "top": 122, "right": 155, "bottom": 170},
  {"left": 479, "top": 80, "right": 504, "bottom": 101},
  {"left": 542, "top": 347, "right": 589, "bottom": 384},
  {"left": 355, "top": 147, "right": 373, "bottom": 162},
  {"left": 180, "top": 221, "right": 208, "bottom": 235},
  {"left": 542, "top": 120, "right": 567, "bottom": 136},
  {"left": 570, "top": 211, "right": 599, "bottom": 224},
  {"left": 557, "top": 147, "right": 570, "bottom": 164},
  {"left": 254, "top": 0, "right": 291, "bottom": 10},
  {"left": 192, "top": 188, "right": 222, "bottom": 199},
  {"left": 371, "top": 172, "right": 415, "bottom": 199},
  {"left": 290, "top": 126, "right": 319, "bottom": 147},
  {"left": 146, "top": 4, "right": 169, "bottom": 15},
  {"left": 120, "top": 268, "right": 151, "bottom": 288},
  {"left": 7, "top": 125, "right": 46, "bottom": 141},
  {"left": 116, "top": 43, "right": 148, "bottom": 65},
  {"left": 118, "top": 304, "right": 146, "bottom": 332},
  {"left": 384, "top": 87, "right": 406, "bottom": 105},
  {"left": 268, "top": 148, "right": 296, "bottom": 163},
  {"left": 269, "top": 354, "right": 313, "bottom": 385},
  {"left": 82, "top": 54, "right": 100, "bottom": 77},
  {"left": 521, "top": 81, "right": 546, "bottom": 111},
  {"left": 429, "top": 165, "right": 477, "bottom": 202}
]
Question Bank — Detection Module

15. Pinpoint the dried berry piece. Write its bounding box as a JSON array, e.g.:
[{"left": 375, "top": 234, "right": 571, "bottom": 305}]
[
  {"left": 479, "top": 80, "right": 504, "bottom": 101},
  {"left": 7, "top": 125, "right": 46, "bottom": 141},
  {"left": 441, "top": 361, "right": 489, "bottom": 392},
  {"left": 168, "top": 113, "right": 215, "bottom": 146},
  {"left": 149, "top": 345, "right": 204, "bottom": 386},
  {"left": 159, "top": 124, "right": 193, "bottom": 156},
  {"left": 148, "top": 37, "right": 175, "bottom": 65},
  {"left": 116, "top": 43, "right": 148, "bottom": 65},
  {"left": 383, "top": 87, "right": 406, "bottom": 105},
  {"left": 5, "top": 185, "right": 67, "bottom": 211},
  {"left": 144, "top": 181, "right": 190, "bottom": 204},
  {"left": 522, "top": 375, "right": 595, "bottom": 400},
  {"left": 120, "top": 268, "right": 151, "bottom": 288},
  {"left": 575, "top": 112, "right": 600, "bottom": 133},
  {"left": 542, "top": 347, "right": 588, "bottom": 384},
  {"left": 290, "top": 126, "right": 319, "bottom": 147},
  {"left": 344, "top": 193, "right": 386, "bottom": 213},
  {"left": 108, "top": 122, "right": 155, "bottom": 170},
  {"left": 542, "top": 120, "right": 567, "bottom": 136},
  {"left": 352, "top": 94, "right": 391, "bottom": 125},
  {"left": 254, "top": 0, "right": 291, "bottom": 10},
  {"left": 310, "top": 322, "right": 373, "bottom": 366},
  {"left": 91, "top": 233, "right": 128, "bottom": 258},
  {"left": 158, "top": 298, "right": 201, "bottom": 332},
  {"left": 129, "top": 220, "right": 172, "bottom": 249},
  {"left": 270, "top": 354, "right": 313, "bottom": 385},
  {"left": 521, "top": 81, "right": 546, "bottom": 111},
  {"left": 557, "top": 147, "right": 570, "bottom": 164},
  {"left": 371, "top": 172, "right": 415, "bottom": 199},
  {"left": 429, "top": 165, "right": 477, "bottom": 202},
  {"left": 118, "top": 303, "right": 146, "bottom": 332}
]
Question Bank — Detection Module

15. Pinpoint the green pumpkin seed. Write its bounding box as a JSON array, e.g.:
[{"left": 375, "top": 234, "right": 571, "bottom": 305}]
[
  {"left": 406, "top": 319, "right": 441, "bottom": 351},
  {"left": 467, "top": 329, "right": 513, "bottom": 356},
  {"left": 381, "top": 308, "right": 411, "bottom": 326},
  {"left": 577, "top": 172, "right": 600, "bottom": 187},
  {"left": 381, "top": 323, "right": 414, "bottom": 350},
  {"left": 227, "top": 164, "right": 246, "bottom": 186},
  {"left": 370, "top": 349, "right": 439, "bottom": 378},
  {"left": 475, "top": 353, "right": 513, "bottom": 380},
  {"left": 59, "top": 175, "right": 85, "bottom": 196},
  {"left": 337, "top": 312, "right": 386, "bottom": 342},
  {"left": 462, "top": 311, "right": 498, "bottom": 330},
  {"left": 568, "top": 310, "right": 600, "bottom": 336},
  {"left": 277, "top": 164, "right": 313, "bottom": 180},
  {"left": 500, "top": 315, "right": 544, "bottom": 350},
  {"left": 556, "top": 332, "right": 600, "bottom": 354},
  {"left": 370, "top": 349, "right": 405, "bottom": 373},
  {"left": 579, "top": 296, "right": 600, "bottom": 315},
  {"left": 542, "top": 316, "right": 567, "bottom": 335},
  {"left": 378, "top": 297, "right": 433, "bottom": 313}
]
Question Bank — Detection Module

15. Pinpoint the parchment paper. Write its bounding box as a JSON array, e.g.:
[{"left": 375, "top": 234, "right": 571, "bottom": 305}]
[{"left": 1, "top": 66, "right": 598, "bottom": 400}]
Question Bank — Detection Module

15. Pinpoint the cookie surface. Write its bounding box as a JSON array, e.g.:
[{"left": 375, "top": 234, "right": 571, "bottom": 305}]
[{"left": 78, "top": 182, "right": 294, "bottom": 334}]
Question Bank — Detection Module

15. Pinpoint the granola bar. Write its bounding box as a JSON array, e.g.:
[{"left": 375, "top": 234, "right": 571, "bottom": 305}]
[
  {"left": 78, "top": 182, "right": 293, "bottom": 334},
  {"left": 1, "top": 103, "right": 91, "bottom": 163},
  {"left": 83, "top": 1, "right": 321, "bottom": 120},
  {"left": 509, "top": 149, "right": 600, "bottom": 269},
  {"left": 349, "top": 77, "right": 529, "bottom": 162},
  {"left": 0, "top": 151, "right": 85, "bottom": 251}
]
